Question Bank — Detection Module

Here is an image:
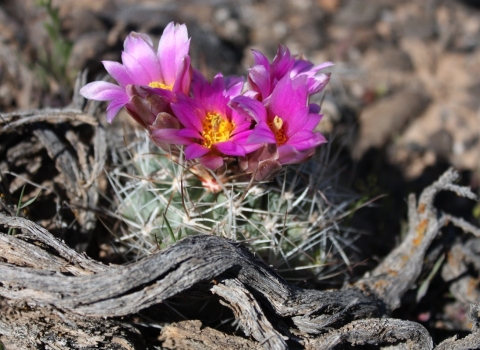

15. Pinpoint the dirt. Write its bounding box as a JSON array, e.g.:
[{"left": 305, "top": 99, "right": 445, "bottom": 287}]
[{"left": 2, "top": 0, "right": 480, "bottom": 346}]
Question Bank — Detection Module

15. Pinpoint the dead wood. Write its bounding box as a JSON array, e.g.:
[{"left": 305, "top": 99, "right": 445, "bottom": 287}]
[
  {"left": 0, "top": 109, "right": 98, "bottom": 132},
  {"left": 355, "top": 169, "right": 480, "bottom": 311},
  {"left": 0, "top": 75, "right": 106, "bottom": 251},
  {"left": 159, "top": 320, "right": 261, "bottom": 350},
  {"left": 0, "top": 298, "right": 145, "bottom": 350},
  {"left": 1, "top": 169, "right": 480, "bottom": 349}
]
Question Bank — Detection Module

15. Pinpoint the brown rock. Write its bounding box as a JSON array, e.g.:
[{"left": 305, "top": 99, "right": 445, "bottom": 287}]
[{"left": 353, "top": 90, "right": 430, "bottom": 159}]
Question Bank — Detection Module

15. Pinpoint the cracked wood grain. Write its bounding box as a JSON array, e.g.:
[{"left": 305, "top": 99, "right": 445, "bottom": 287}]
[
  {"left": 1, "top": 168, "right": 480, "bottom": 349},
  {"left": 355, "top": 168, "right": 479, "bottom": 311}
]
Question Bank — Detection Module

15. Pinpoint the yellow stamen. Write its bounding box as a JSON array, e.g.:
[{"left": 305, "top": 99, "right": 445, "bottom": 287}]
[
  {"left": 268, "top": 116, "right": 287, "bottom": 145},
  {"left": 202, "top": 112, "right": 235, "bottom": 148},
  {"left": 148, "top": 81, "right": 173, "bottom": 90}
]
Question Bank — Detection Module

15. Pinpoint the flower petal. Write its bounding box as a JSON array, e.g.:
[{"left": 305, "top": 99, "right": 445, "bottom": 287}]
[
  {"left": 248, "top": 65, "right": 270, "bottom": 99},
  {"left": 172, "top": 56, "right": 192, "bottom": 94},
  {"left": 271, "top": 45, "right": 294, "bottom": 82},
  {"left": 283, "top": 107, "right": 309, "bottom": 136},
  {"left": 106, "top": 98, "right": 129, "bottom": 123},
  {"left": 302, "top": 113, "right": 322, "bottom": 131},
  {"left": 102, "top": 61, "right": 132, "bottom": 87},
  {"left": 158, "top": 22, "right": 190, "bottom": 87},
  {"left": 150, "top": 128, "right": 192, "bottom": 145},
  {"left": 215, "top": 140, "right": 245, "bottom": 157},
  {"left": 268, "top": 74, "right": 308, "bottom": 118},
  {"left": 121, "top": 51, "right": 152, "bottom": 86},
  {"left": 278, "top": 145, "right": 315, "bottom": 165},
  {"left": 200, "top": 156, "right": 224, "bottom": 170},
  {"left": 185, "top": 143, "right": 210, "bottom": 160},
  {"left": 177, "top": 128, "right": 202, "bottom": 139},
  {"left": 251, "top": 49, "right": 270, "bottom": 69},
  {"left": 124, "top": 32, "right": 161, "bottom": 82},
  {"left": 203, "top": 73, "right": 228, "bottom": 114},
  {"left": 171, "top": 94, "right": 205, "bottom": 132},
  {"left": 286, "top": 130, "right": 322, "bottom": 150},
  {"left": 230, "top": 130, "right": 262, "bottom": 153},
  {"left": 80, "top": 81, "right": 127, "bottom": 101},
  {"left": 224, "top": 75, "right": 244, "bottom": 98},
  {"left": 230, "top": 95, "right": 267, "bottom": 123},
  {"left": 248, "top": 123, "right": 276, "bottom": 144}
]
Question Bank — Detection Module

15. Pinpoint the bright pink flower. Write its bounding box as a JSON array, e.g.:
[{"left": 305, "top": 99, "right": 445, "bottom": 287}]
[
  {"left": 151, "top": 71, "right": 258, "bottom": 170},
  {"left": 80, "top": 22, "right": 192, "bottom": 123},
  {"left": 231, "top": 74, "right": 326, "bottom": 165},
  {"left": 248, "top": 45, "right": 333, "bottom": 100}
]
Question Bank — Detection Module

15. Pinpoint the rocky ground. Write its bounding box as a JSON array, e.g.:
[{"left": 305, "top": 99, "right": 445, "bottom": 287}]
[{"left": 2, "top": 0, "right": 480, "bottom": 347}]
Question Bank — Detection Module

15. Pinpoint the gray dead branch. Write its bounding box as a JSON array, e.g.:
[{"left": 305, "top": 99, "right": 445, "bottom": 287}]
[
  {"left": 1, "top": 164, "right": 480, "bottom": 349},
  {"left": 0, "top": 76, "right": 106, "bottom": 251}
]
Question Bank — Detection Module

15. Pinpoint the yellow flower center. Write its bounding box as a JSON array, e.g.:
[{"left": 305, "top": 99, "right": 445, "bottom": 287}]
[
  {"left": 148, "top": 81, "right": 173, "bottom": 90},
  {"left": 268, "top": 116, "right": 287, "bottom": 145},
  {"left": 202, "top": 112, "right": 235, "bottom": 149}
]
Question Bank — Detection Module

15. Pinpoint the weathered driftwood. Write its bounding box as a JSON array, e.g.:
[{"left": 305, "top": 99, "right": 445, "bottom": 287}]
[
  {"left": 1, "top": 169, "right": 480, "bottom": 349},
  {"left": 159, "top": 320, "right": 261, "bottom": 350},
  {"left": 0, "top": 73, "right": 106, "bottom": 252},
  {"left": 0, "top": 298, "right": 145, "bottom": 350}
]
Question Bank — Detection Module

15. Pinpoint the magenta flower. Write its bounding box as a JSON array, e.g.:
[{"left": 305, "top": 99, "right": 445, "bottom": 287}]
[
  {"left": 248, "top": 45, "right": 333, "bottom": 100},
  {"left": 151, "top": 71, "right": 258, "bottom": 170},
  {"left": 231, "top": 74, "right": 326, "bottom": 165},
  {"left": 80, "top": 22, "right": 192, "bottom": 123}
]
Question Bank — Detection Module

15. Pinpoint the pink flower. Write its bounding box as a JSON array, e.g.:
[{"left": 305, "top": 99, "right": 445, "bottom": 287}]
[
  {"left": 80, "top": 22, "right": 192, "bottom": 123},
  {"left": 151, "top": 71, "right": 258, "bottom": 170},
  {"left": 231, "top": 74, "right": 326, "bottom": 165},
  {"left": 248, "top": 45, "right": 333, "bottom": 100}
]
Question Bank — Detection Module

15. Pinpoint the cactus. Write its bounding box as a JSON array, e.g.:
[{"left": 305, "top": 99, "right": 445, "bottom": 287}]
[{"left": 106, "top": 130, "right": 357, "bottom": 280}]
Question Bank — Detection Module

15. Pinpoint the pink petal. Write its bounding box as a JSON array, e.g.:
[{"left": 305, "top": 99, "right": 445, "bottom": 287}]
[
  {"left": 230, "top": 110, "right": 252, "bottom": 133},
  {"left": 310, "top": 61, "right": 334, "bottom": 73},
  {"left": 224, "top": 75, "right": 244, "bottom": 98},
  {"left": 191, "top": 69, "right": 208, "bottom": 99},
  {"left": 230, "top": 96, "right": 267, "bottom": 123},
  {"left": 271, "top": 45, "right": 294, "bottom": 80},
  {"left": 291, "top": 59, "right": 314, "bottom": 76},
  {"left": 200, "top": 156, "right": 224, "bottom": 170},
  {"left": 121, "top": 51, "right": 152, "bottom": 86},
  {"left": 312, "top": 132, "right": 327, "bottom": 145},
  {"left": 172, "top": 56, "right": 192, "bottom": 94},
  {"left": 268, "top": 75, "right": 308, "bottom": 118},
  {"left": 124, "top": 32, "right": 161, "bottom": 82},
  {"left": 202, "top": 74, "right": 228, "bottom": 114},
  {"left": 106, "top": 98, "right": 129, "bottom": 123},
  {"left": 177, "top": 128, "right": 202, "bottom": 139},
  {"left": 286, "top": 131, "right": 319, "bottom": 150},
  {"left": 307, "top": 74, "right": 330, "bottom": 95},
  {"left": 215, "top": 141, "right": 245, "bottom": 157},
  {"left": 230, "top": 129, "right": 251, "bottom": 143},
  {"left": 243, "top": 142, "right": 263, "bottom": 154},
  {"left": 80, "top": 81, "right": 126, "bottom": 101},
  {"left": 278, "top": 145, "right": 314, "bottom": 165},
  {"left": 231, "top": 130, "right": 262, "bottom": 153},
  {"left": 171, "top": 94, "right": 205, "bottom": 132},
  {"left": 251, "top": 49, "right": 270, "bottom": 69},
  {"left": 158, "top": 22, "right": 190, "bottom": 87},
  {"left": 248, "top": 123, "right": 276, "bottom": 144},
  {"left": 102, "top": 61, "right": 132, "bottom": 87},
  {"left": 150, "top": 128, "right": 192, "bottom": 145},
  {"left": 185, "top": 143, "right": 210, "bottom": 160},
  {"left": 283, "top": 107, "right": 309, "bottom": 137},
  {"left": 303, "top": 113, "right": 322, "bottom": 131},
  {"left": 248, "top": 65, "right": 270, "bottom": 99}
]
